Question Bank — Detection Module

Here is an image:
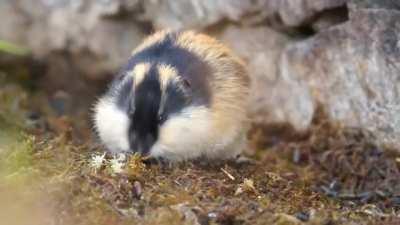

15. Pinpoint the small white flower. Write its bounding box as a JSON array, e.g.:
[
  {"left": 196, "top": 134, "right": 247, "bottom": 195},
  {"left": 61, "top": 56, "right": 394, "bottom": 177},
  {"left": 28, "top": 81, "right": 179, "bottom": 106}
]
[
  {"left": 110, "top": 153, "right": 127, "bottom": 174},
  {"left": 90, "top": 153, "right": 106, "bottom": 171}
]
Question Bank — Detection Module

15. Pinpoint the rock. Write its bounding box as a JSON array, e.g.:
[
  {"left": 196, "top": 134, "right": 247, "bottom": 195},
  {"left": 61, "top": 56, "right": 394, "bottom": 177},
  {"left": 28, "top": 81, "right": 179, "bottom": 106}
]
[
  {"left": 0, "top": 0, "right": 146, "bottom": 78},
  {"left": 264, "top": 0, "right": 348, "bottom": 27},
  {"left": 349, "top": 0, "right": 400, "bottom": 10},
  {"left": 218, "top": 2, "right": 400, "bottom": 150},
  {"left": 142, "top": 0, "right": 265, "bottom": 30},
  {"left": 311, "top": 6, "right": 349, "bottom": 32},
  {"left": 0, "top": 0, "right": 351, "bottom": 78},
  {"left": 142, "top": 0, "right": 349, "bottom": 30},
  {"left": 219, "top": 26, "right": 308, "bottom": 128},
  {"left": 276, "top": 7, "right": 400, "bottom": 148},
  {"left": 49, "top": 90, "right": 71, "bottom": 116}
]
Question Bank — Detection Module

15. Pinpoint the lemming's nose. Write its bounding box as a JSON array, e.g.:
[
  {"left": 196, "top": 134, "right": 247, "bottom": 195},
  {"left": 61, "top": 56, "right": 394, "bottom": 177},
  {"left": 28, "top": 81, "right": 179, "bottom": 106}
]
[{"left": 137, "top": 133, "right": 156, "bottom": 155}]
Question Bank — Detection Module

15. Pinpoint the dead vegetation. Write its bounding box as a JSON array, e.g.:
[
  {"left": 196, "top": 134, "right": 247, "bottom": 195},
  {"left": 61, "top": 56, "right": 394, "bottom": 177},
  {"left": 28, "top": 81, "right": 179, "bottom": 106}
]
[{"left": 1, "top": 74, "right": 400, "bottom": 225}]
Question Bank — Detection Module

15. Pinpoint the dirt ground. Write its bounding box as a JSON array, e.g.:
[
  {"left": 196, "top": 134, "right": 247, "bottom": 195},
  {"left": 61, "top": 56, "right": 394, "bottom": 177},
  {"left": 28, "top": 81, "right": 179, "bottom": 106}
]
[{"left": 1, "top": 65, "right": 399, "bottom": 225}]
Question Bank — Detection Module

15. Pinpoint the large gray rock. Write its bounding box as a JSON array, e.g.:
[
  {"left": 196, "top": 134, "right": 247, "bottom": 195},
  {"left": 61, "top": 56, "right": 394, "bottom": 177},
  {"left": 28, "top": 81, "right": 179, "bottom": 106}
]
[
  {"left": 263, "top": 0, "right": 348, "bottom": 27},
  {"left": 349, "top": 0, "right": 400, "bottom": 10},
  {"left": 270, "top": 7, "right": 400, "bottom": 148},
  {"left": 219, "top": 26, "right": 307, "bottom": 128},
  {"left": 0, "top": 0, "right": 349, "bottom": 77},
  {"left": 142, "top": 0, "right": 348, "bottom": 29},
  {"left": 142, "top": 0, "right": 265, "bottom": 30},
  {"left": 0, "top": 0, "right": 146, "bottom": 78},
  {"left": 218, "top": 1, "right": 400, "bottom": 150}
]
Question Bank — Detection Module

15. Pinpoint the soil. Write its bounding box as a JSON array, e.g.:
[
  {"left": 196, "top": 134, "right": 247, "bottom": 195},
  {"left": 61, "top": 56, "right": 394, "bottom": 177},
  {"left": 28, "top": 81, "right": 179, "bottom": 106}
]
[{"left": 1, "top": 61, "right": 399, "bottom": 225}]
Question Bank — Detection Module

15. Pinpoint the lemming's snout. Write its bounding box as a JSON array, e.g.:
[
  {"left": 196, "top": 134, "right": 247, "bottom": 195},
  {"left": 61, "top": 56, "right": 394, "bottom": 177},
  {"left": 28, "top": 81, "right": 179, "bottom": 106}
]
[{"left": 129, "top": 131, "right": 156, "bottom": 155}]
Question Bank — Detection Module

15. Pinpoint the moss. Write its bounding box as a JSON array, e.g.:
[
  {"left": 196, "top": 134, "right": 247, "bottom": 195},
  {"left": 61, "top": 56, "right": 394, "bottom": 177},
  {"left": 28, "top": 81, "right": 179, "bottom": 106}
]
[
  {"left": 1, "top": 77, "right": 399, "bottom": 225},
  {"left": 0, "top": 134, "right": 36, "bottom": 184},
  {"left": 0, "top": 40, "right": 30, "bottom": 56}
]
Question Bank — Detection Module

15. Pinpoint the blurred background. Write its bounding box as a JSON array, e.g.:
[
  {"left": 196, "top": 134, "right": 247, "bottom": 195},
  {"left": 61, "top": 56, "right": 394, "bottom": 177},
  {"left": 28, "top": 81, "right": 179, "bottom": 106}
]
[{"left": 1, "top": 1, "right": 400, "bottom": 225}]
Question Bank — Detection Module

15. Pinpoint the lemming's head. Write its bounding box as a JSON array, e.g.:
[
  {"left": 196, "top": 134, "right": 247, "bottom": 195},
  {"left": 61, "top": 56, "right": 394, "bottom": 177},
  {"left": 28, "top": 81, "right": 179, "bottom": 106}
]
[
  {"left": 94, "top": 62, "right": 197, "bottom": 155},
  {"left": 93, "top": 32, "right": 212, "bottom": 159}
]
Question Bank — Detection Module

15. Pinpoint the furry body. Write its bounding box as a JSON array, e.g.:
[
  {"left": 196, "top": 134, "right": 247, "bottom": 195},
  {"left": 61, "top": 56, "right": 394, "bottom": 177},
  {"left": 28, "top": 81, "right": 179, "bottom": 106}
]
[{"left": 93, "top": 30, "right": 250, "bottom": 162}]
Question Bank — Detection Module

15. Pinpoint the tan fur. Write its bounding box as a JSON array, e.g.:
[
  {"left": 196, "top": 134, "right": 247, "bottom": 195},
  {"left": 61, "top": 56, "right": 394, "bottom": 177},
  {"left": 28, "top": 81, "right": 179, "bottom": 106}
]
[
  {"left": 157, "top": 64, "right": 180, "bottom": 92},
  {"left": 129, "top": 63, "right": 151, "bottom": 87},
  {"left": 157, "top": 64, "right": 182, "bottom": 116},
  {"left": 175, "top": 31, "right": 250, "bottom": 156},
  {"left": 129, "top": 30, "right": 250, "bottom": 161}
]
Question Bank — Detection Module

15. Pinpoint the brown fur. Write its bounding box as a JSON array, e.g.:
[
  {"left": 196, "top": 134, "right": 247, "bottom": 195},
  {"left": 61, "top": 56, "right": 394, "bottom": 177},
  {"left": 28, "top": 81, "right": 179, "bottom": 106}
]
[
  {"left": 129, "top": 63, "right": 151, "bottom": 87},
  {"left": 130, "top": 30, "right": 250, "bottom": 160},
  {"left": 174, "top": 31, "right": 250, "bottom": 142}
]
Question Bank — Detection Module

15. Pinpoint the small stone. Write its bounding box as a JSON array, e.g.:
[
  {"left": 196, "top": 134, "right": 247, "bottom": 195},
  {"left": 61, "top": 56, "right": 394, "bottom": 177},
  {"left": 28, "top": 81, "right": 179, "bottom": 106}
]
[
  {"left": 294, "top": 211, "right": 310, "bottom": 222},
  {"left": 133, "top": 181, "right": 142, "bottom": 198}
]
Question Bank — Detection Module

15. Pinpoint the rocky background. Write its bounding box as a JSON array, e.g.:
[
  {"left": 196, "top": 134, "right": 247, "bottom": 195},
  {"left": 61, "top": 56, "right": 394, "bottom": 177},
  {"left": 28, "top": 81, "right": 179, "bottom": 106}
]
[
  {"left": 1, "top": 1, "right": 400, "bottom": 225},
  {"left": 1, "top": 0, "right": 400, "bottom": 149}
]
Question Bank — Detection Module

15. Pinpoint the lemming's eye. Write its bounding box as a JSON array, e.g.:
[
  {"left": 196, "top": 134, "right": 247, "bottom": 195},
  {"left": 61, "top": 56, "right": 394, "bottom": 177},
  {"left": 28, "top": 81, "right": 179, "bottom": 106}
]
[{"left": 158, "top": 114, "right": 167, "bottom": 123}]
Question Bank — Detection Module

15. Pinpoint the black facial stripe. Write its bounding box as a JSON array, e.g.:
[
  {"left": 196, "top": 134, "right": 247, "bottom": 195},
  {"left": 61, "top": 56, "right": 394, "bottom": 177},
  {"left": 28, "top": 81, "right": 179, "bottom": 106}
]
[
  {"left": 109, "top": 31, "right": 214, "bottom": 155},
  {"left": 134, "top": 67, "right": 161, "bottom": 121},
  {"left": 125, "top": 32, "right": 211, "bottom": 107},
  {"left": 129, "top": 66, "right": 161, "bottom": 155},
  {"left": 109, "top": 34, "right": 178, "bottom": 93}
]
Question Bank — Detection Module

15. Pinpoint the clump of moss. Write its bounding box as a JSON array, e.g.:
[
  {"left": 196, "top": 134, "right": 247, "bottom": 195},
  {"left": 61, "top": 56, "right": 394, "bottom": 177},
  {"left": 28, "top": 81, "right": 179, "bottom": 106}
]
[
  {"left": 0, "top": 82, "right": 37, "bottom": 185},
  {"left": 0, "top": 134, "right": 36, "bottom": 184},
  {"left": 0, "top": 40, "right": 30, "bottom": 56}
]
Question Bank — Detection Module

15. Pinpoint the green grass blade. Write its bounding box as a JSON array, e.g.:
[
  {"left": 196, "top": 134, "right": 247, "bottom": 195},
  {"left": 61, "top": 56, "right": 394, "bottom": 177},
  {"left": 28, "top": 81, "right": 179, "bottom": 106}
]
[{"left": 0, "top": 40, "right": 30, "bottom": 56}]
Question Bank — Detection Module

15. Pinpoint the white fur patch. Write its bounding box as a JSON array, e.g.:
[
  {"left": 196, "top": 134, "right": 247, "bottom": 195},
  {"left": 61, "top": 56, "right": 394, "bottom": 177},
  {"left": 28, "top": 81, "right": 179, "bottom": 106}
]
[
  {"left": 150, "top": 106, "right": 244, "bottom": 161},
  {"left": 93, "top": 97, "right": 130, "bottom": 153}
]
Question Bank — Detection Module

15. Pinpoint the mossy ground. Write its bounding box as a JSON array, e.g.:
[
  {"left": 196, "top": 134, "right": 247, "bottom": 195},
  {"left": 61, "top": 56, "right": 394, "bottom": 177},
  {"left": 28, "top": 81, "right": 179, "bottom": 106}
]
[{"left": 0, "top": 66, "right": 399, "bottom": 225}]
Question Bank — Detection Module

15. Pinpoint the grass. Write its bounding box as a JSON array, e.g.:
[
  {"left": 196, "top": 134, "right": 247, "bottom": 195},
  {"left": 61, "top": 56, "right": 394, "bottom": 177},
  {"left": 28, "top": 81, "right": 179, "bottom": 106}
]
[
  {"left": 0, "top": 40, "right": 30, "bottom": 56},
  {"left": 0, "top": 77, "right": 399, "bottom": 225}
]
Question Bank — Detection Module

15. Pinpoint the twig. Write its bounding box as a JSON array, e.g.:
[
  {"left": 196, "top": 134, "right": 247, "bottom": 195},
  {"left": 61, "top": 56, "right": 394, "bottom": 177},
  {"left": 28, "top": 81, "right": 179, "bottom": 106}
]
[{"left": 221, "top": 168, "right": 235, "bottom": 181}]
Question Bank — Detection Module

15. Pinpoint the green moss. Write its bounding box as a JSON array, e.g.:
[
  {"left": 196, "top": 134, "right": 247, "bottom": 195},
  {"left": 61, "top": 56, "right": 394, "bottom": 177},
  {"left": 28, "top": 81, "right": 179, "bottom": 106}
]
[
  {"left": 0, "top": 83, "right": 36, "bottom": 185},
  {"left": 0, "top": 133, "right": 36, "bottom": 183},
  {"left": 0, "top": 40, "right": 30, "bottom": 56}
]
